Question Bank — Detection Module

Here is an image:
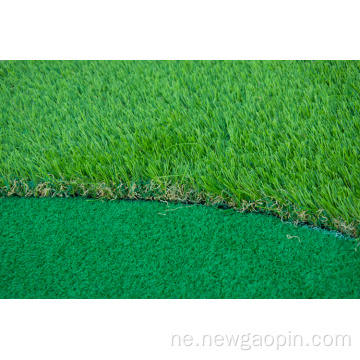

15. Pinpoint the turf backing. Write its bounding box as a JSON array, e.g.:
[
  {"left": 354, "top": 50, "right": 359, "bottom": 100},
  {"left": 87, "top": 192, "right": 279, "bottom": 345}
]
[{"left": 1, "top": 197, "right": 359, "bottom": 299}]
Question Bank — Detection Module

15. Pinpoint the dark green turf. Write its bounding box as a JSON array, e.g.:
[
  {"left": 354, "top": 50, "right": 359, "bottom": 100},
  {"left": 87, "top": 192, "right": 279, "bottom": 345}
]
[{"left": 0, "top": 197, "right": 359, "bottom": 298}]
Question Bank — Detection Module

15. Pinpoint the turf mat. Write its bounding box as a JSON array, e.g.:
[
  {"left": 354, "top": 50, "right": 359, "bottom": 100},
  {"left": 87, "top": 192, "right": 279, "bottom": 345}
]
[
  {"left": 1, "top": 60, "right": 360, "bottom": 236},
  {"left": 1, "top": 197, "right": 359, "bottom": 298}
]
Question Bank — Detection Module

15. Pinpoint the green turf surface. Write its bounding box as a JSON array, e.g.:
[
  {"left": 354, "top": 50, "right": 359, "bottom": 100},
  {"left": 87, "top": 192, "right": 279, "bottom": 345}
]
[
  {"left": 0, "top": 197, "right": 359, "bottom": 299},
  {"left": 1, "top": 61, "right": 360, "bottom": 236}
]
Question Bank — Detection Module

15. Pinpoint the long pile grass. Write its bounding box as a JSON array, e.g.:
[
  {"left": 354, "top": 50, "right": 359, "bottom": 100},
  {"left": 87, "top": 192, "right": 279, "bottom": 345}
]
[{"left": 1, "top": 60, "right": 360, "bottom": 237}]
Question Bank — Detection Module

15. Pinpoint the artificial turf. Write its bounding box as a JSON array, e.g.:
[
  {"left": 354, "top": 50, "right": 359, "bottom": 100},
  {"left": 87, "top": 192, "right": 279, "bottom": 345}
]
[
  {"left": 1, "top": 60, "right": 360, "bottom": 236},
  {"left": 1, "top": 61, "right": 360, "bottom": 299},
  {"left": 0, "top": 197, "right": 359, "bottom": 299}
]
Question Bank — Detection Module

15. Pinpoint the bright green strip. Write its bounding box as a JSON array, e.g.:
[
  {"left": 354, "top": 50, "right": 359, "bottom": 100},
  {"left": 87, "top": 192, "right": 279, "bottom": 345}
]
[{"left": 0, "top": 197, "right": 359, "bottom": 299}]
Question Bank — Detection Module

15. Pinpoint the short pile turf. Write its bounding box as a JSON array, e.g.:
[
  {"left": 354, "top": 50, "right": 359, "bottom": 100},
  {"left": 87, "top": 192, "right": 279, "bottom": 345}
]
[
  {"left": 0, "top": 197, "right": 359, "bottom": 299},
  {"left": 1, "top": 61, "right": 360, "bottom": 236}
]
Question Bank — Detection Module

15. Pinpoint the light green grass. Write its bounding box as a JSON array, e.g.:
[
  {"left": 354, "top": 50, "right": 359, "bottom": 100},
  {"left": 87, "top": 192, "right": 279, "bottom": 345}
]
[{"left": 1, "top": 61, "right": 360, "bottom": 236}]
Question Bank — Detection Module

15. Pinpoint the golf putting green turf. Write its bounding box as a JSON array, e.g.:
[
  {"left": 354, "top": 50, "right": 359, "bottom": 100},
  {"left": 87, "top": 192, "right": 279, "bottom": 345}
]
[{"left": 1, "top": 197, "right": 359, "bottom": 299}]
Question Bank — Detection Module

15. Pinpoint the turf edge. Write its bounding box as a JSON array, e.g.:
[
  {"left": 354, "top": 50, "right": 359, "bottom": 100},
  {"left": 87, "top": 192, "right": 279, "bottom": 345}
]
[{"left": 1, "top": 176, "right": 360, "bottom": 241}]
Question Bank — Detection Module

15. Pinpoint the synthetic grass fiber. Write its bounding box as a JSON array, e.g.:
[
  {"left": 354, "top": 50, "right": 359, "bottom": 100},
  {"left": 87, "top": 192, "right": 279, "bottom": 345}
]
[
  {"left": 1, "top": 197, "right": 359, "bottom": 299},
  {"left": 1, "top": 61, "right": 360, "bottom": 237}
]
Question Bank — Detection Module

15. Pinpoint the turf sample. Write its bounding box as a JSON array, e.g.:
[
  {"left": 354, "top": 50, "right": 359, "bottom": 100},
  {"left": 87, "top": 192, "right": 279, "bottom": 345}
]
[
  {"left": 0, "top": 197, "right": 359, "bottom": 299},
  {"left": 1, "top": 61, "right": 360, "bottom": 236}
]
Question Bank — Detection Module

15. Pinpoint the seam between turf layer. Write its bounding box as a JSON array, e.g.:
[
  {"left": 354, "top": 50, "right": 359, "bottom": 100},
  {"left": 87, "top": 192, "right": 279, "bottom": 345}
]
[{"left": 1, "top": 177, "right": 359, "bottom": 240}]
